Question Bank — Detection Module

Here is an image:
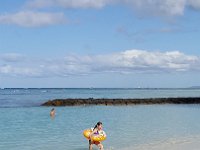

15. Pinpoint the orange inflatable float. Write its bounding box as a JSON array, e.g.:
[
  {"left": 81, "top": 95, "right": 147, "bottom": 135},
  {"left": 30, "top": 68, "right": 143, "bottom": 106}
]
[{"left": 83, "top": 128, "right": 106, "bottom": 142}]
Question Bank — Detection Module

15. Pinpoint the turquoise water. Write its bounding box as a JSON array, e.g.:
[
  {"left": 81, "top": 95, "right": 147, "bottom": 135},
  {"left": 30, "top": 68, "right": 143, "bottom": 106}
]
[
  {"left": 1, "top": 88, "right": 200, "bottom": 107},
  {"left": 1, "top": 88, "right": 200, "bottom": 149}
]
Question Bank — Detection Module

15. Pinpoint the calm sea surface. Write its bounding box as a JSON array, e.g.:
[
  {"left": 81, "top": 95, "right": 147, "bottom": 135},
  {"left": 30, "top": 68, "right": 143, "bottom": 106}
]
[{"left": 1, "top": 88, "right": 200, "bottom": 150}]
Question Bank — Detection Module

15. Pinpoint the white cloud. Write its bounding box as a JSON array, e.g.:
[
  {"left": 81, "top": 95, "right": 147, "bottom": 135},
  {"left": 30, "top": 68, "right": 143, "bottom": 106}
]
[
  {"left": 27, "top": 0, "right": 114, "bottom": 9},
  {"left": 1, "top": 53, "right": 25, "bottom": 62},
  {"left": 0, "top": 65, "right": 43, "bottom": 77},
  {"left": 124, "top": 0, "right": 186, "bottom": 17},
  {"left": 1, "top": 0, "right": 199, "bottom": 28},
  {"left": 86, "top": 50, "right": 199, "bottom": 73},
  {"left": 0, "top": 50, "right": 200, "bottom": 77},
  {"left": 0, "top": 11, "right": 66, "bottom": 27},
  {"left": 26, "top": 0, "right": 200, "bottom": 16},
  {"left": 188, "top": 0, "right": 200, "bottom": 9}
]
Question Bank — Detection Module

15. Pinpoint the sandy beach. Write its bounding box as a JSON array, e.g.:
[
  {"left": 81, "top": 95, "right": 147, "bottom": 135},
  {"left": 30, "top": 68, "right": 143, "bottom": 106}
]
[{"left": 121, "top": 136, "right": 200, "bottom": 150}]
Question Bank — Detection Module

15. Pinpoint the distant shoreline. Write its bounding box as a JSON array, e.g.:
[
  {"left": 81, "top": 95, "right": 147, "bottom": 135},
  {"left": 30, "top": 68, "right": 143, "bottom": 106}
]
[
  {"left": 1, "top": 87, "right": 200, "bottom": 89},
  {"left": 42, "top": 97, "right": 200, "bottom": 106}
]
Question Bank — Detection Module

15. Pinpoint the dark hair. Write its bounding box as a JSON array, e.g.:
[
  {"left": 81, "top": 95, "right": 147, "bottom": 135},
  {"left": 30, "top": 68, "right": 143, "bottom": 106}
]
[{"left": 94, "top": 121, "right": 102, "bottom": 130}]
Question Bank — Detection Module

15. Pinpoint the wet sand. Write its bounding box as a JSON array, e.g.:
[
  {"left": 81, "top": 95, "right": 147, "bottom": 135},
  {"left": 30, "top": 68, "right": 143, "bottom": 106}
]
[{"left": 121, "top": 136, "right": 200, "bottom": 150}]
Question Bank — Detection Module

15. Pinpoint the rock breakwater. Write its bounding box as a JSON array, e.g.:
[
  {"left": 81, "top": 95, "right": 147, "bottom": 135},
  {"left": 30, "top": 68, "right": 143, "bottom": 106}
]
[{"left": 41, "top": 97, "right": 200, "bottom": 106}]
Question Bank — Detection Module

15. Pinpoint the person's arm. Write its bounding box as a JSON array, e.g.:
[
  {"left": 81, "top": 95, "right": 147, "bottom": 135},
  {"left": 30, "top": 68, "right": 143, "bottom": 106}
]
[{"left": 90, "top": 128, "right": 97, "bottom": 140}]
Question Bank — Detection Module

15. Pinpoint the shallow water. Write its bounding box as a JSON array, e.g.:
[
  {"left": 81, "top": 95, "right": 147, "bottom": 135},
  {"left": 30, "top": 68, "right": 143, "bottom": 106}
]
[
  {"left": 1, "top": 105, "right": 200, "bottom": 150},
  {"left": 1, "top": 88, "right": 200, "bottom": 149}
]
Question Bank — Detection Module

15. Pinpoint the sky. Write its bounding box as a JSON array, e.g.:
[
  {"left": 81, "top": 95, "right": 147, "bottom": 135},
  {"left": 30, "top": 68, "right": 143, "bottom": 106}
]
[{"left": 0, "top": 0, "right": 200, "bottom": 88}]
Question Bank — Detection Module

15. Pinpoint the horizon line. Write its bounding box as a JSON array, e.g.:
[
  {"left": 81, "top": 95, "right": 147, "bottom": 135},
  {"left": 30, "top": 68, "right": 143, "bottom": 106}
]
[{"left": 1, "top": 87, "right": 200, "bottom": 89}]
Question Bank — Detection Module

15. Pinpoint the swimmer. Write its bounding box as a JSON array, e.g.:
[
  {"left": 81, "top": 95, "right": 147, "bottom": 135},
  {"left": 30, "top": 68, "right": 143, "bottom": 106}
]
[
  {"left": 50, "top": 108, "right": 55, "bottom": 117},
  {"left": 89, "top": 122, "right": 104, "bottom": 150}
]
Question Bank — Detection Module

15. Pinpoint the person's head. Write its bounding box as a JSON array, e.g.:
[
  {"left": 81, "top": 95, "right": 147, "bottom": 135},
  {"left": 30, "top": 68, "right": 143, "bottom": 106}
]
[
  {"left": 94, "top": 121, "right": 103, "bottom": 130},
  {"left": 51, "top": 108, "right": 55, "bottom": 111}
]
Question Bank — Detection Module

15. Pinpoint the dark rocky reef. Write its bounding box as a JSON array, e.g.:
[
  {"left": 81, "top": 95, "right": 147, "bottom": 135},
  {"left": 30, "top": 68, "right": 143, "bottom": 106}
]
[{"left": 41, "top": 97, "right": 200, "bottom": 106}]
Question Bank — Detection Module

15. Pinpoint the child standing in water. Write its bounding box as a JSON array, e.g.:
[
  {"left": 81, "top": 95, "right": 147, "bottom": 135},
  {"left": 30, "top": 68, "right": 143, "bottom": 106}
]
[
  {"left": 89, "top": 122, "right": 104, "bottom": 150},
  {"left": 50, "top": 108, "right": 55, "bottom": 118}
]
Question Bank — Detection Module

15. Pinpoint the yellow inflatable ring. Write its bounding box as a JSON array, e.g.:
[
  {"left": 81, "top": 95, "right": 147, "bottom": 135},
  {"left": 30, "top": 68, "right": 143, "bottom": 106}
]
[
  {"left": 83, "top": 129, "right": 92, "bottom": 140},
  {"left": 83, "top": 129, "right": 107, "bottom": 142}
]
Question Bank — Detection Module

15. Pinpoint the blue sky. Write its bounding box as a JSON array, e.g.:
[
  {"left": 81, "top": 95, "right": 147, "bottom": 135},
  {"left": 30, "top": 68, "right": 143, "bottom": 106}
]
[{"left": 0, "top": 0, "right": 200, "bottom": 88}]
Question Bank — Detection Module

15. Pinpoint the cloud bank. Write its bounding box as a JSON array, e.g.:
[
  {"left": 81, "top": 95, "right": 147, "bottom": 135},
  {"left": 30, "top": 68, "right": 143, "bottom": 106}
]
[
  {"left": 0, "top": 11, "right": 66, "bottom": 27},
  {"left": 0, "top": 50, "right": 199, "bottom": 77},
  {"left": 27, "top": 0, "right": 200, "bottom": 16},
  {"left": 1, "top": 0, "right": 200, "bottom": 27},
  {"left": 27, "top": 0, "right": 113, "bottom": 9},
  {"left": 1, "top": 53, "right": 26, "bottom": 62}
]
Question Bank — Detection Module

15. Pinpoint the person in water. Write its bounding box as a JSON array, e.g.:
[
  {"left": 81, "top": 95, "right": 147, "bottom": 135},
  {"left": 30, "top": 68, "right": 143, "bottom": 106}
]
[
  {"left": 50, "top": 108, "right": 55, "bottom": 117},
  {"left": 89, "top": 121, "right": 104, "bottom": 150}
]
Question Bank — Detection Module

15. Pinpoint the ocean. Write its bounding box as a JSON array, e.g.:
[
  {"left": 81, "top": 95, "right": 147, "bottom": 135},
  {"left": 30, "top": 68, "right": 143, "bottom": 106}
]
[{"left": 1, "top": 88, "right": 200, "bottom": 150}]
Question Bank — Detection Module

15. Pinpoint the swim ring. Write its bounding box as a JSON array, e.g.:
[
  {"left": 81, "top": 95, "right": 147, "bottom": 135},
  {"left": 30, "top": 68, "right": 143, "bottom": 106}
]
[{"left": 83, "top": 128, "right": 106, "bottom": 142}]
